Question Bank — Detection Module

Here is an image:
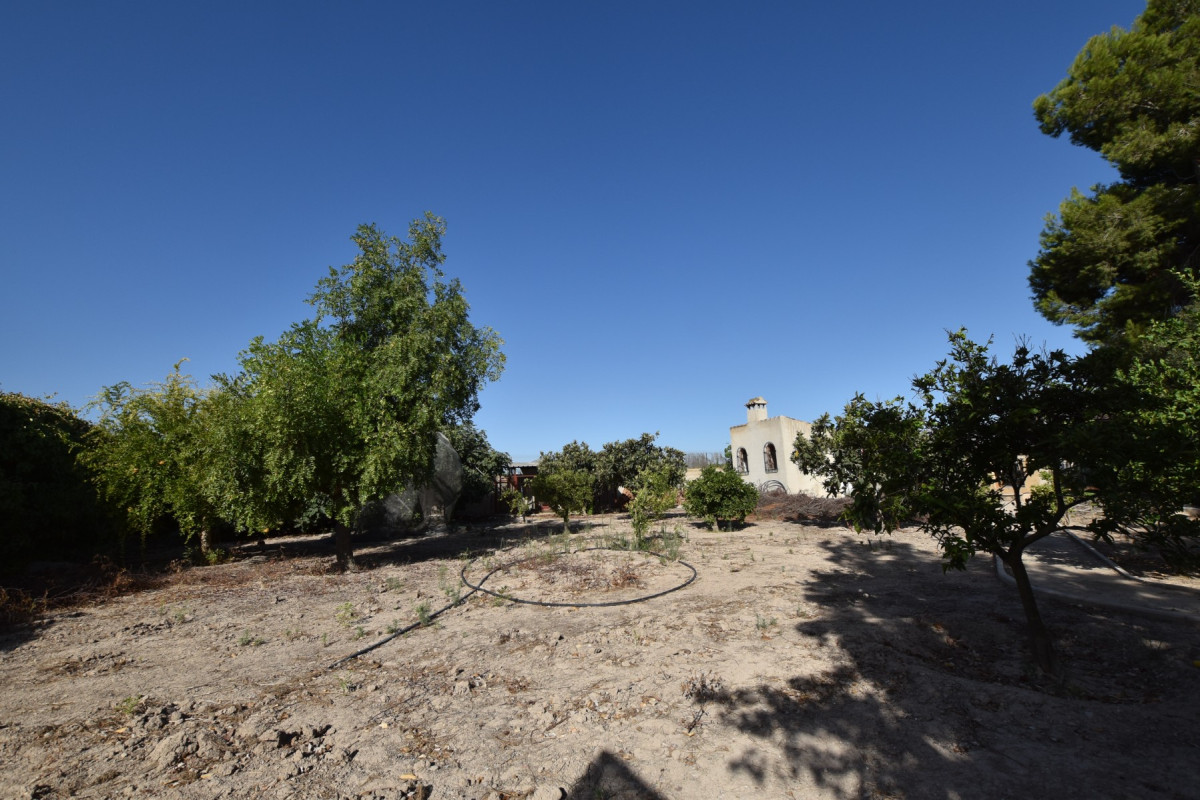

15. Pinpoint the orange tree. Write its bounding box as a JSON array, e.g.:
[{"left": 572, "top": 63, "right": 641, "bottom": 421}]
[
  {"left": 792, "top": 332, "right": 1100, "bottom": 675},
  {"left": 683, "top": 465, "right": 757, "bottom": 532}
]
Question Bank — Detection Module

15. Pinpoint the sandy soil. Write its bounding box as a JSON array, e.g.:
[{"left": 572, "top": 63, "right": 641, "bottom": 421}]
[{"left": 2, "top": 512, "right": 1199, "bottom": 800}]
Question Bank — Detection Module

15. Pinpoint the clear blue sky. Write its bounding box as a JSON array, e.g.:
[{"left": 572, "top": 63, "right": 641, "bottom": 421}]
[{"left": 1, "top": 1, "right": 1146, "bottom": 462}]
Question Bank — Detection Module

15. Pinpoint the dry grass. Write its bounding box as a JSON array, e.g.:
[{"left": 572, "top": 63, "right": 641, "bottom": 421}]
[
  {"left": 0, "top": 586, "right": 45, "bottom": 629},
  {"left": 521, "top": 553, "right": 647, "bottom": 593}
]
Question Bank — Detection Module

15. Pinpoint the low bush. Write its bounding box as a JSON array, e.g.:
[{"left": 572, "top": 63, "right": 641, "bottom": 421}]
[
  {"left": 1, "top": 392, "right": 113, "bottom": 569},
  {"left": 683, "top": 466, "right": 757, "bottom": 531}
]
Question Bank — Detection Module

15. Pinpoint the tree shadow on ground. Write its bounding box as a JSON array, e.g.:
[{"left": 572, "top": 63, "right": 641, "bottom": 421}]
[
  {"left": 0, "top": 556, "right": 175, "bottom": 651},
  {"left": 218, "top": 516, "right": 573, "bottom": 572},
  {"left": 355, "top": 516, "right": 612, "bottom": 569},
  {"left": 565, "top": 750, "right": 668, "bottom": 800},
  {"left": 0, "top": 516, "right": 571, "bottom": 647},
  {"left": 709, "top": 534, "right": 1200, "bottom": 798},
  {"left": 755, "top": 516, "right": 853, "bottom": 530}
]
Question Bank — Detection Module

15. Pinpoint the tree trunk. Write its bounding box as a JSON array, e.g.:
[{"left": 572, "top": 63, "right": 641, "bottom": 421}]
[
  {"left": 199, "top": 528, "right": 216, "bottom": 555},
  {"left": 1004, "top": 551, "right": 1059, "bottom": 675},
  {"left": 333, "top": 520, "right": 356, "bottom": 571}
]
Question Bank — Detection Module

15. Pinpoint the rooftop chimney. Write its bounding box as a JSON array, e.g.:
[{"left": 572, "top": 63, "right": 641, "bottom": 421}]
[{"left": 746, "top": 396, "right": 768, "bottom": 423}]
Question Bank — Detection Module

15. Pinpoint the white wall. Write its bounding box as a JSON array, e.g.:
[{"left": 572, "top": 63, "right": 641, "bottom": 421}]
[{"left": 730, "top": 414, "right": 828, "bottom": 496}]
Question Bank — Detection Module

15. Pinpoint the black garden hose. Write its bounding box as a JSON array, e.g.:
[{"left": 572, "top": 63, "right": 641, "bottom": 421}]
[
  {"left": 327, "top": 546, "right": 697, "bottom": 669},
  {"left": 460, "top": 546, "right": 698, "bottom": 608}
]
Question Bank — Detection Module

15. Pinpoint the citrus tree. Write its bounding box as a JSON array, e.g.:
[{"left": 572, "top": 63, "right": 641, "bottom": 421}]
[
  {"left": 792, "top": 332, "right": 1101, "bottom": 674},
  {"left": 629, "top": 465, "right": 680, "bottom": 542},
  {"left": 595, "top": 433, "right": 686, "bottom": 510},
  {"left": 684, "top": 465, "right": 758, "bottom": 531},
  {"left": 530, "top": 468, "right": 594, "bottom": 533}
]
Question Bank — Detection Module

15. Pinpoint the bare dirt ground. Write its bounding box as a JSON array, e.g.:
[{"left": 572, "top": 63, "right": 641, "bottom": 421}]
[{"left": 3, "top": 512, "right": 1199, "bottom": 800}]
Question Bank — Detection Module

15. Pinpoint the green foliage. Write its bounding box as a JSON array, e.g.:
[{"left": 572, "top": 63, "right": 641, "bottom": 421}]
[
  {"left": 334, "top": 602, "right": 357, "bottom": 627},
  {"left": 1029, "top": 0, "right": 1200, "bottom": 348},
  {"left": 683, "top": 466, "right": 757, "bottom": 531},
  {"left": 530, "top": 468, "right": 594, "bottom": 532},
  {"left": 538, "top": 434, "right": 685, "bottom": 513},
  {"left": 499, "top": 486, "right": 529, "bottom": 521},
  {"left": 792, "top": 396, "right": 925, "bottom": 534},
  {"left": 438, "top": 564, "right": 462, "bottom": 603},
  {"left": 202, "top": 215, "right": 504, "bottom": 567},
  {"left": 237, "top": 630, "right": 264, "bottom": 647},
  {"left": 538, "top": 440, "right": 597, "bottom": 477},
  {"left": 446, "top": 422, "right": 510, "bottom": 506},
  {"left": 0, "top": 391, "right": 109, "bottom": 567},
  {"left": 202, "top": 324, "right": 350, "bottom": 536},
  {"left": 629, "top": 466, "right": 679, "bottom": 541},
  {"left": 114, "top": 695, "right": 144, "bottom": 716},
  {"left": 1028, "top": 0, "right": 1200, "bottom": 564},
  {"left": 792, "top": 331, "right": 1104, "bottom": 673},
  {"left": 82, "top": 362, "right": 220, "bottom": 553},
  {"left": 594, "top": 433, "right": 686, "bottom": 509},
  {"left": 535, "top": 441, "right": 598, "bottom": 524},
  {"left": 1083, "top": 279, "right": 1200, "bottom": 564}
]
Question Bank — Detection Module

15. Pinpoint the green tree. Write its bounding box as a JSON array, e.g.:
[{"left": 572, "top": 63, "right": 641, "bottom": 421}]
[
  {"left": 0, "top": 392, "right": 109, "bottom": 568},
  {"left": 1083, "top": 278, "right": 1200, "bottom": 563},
  {"left": 683, "top": 465, "right": 758, "bottom": 531},
  {"left": 447, "top": 422, "right": 510, "bottom": 510},
  {"left": 793, "top": 332, "right": 1102, "bottom": 674},
  {"left": 530, "top": 469, "right": 594, "bottom": 533},
  {"left": 1029, "top": 0, "right": 1200, "bottom": 349},
  {"left": 82, "top": 362, "right": 222, "bottom": 556},
  {"left": 537, "top": 440, "right": 597, "bottom": 478},
  {"left": 205, "top": 215, "right": 504, "bottom": 568},
  {"left": 629, "top": 465, "right": 680, "bottom": 542},
  {"left": 595, "top": 433, "right": 686, "bottom": 510},
  {"left": 203, "top": 324, "right": 353, "bottom": 545}
]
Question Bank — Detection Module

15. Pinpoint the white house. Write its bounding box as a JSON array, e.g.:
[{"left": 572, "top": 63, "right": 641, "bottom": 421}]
[{"left": 729, "top": 397, "right": 827, "bottom": 496}]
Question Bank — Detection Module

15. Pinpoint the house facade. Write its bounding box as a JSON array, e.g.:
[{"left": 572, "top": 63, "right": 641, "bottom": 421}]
[{"left": 729, "top": 397, "right": 827, "bottom": 496}]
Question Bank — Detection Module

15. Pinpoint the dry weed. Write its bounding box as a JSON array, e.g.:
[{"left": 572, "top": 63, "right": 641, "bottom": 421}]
[
  {"left": 754, "top": 492, "right": 850, "bottom": 523},
  {"left": 519, "top": 553, "right": 646, "bottom": 594},
  {"left": 0, "top": 586, "right": 45, "bottom": 629}
]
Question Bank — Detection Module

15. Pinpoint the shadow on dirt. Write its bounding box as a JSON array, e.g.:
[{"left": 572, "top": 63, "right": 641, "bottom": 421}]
[
  {"left": 352, "top": 517, "right": 597, "bottom": 569},
  {"left": 710, "top": 534, "right": 1200, "bottom": 799},
  {"left": 0, "top": 516, "right": 569, "bottom": 647},
  {"left": 565, "top": 750, "right": 668, "bottom": 799},
  {"left": 0, "top": 557, "right": 174, "bottom": 650}
]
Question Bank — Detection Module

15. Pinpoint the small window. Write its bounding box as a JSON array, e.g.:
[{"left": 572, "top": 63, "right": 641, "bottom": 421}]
[
  {"left": 763, "top": 443, "right": 778, "bottom": 473},
  {"left": 736, "top": 448, "right": 749, "bottom": 474}
]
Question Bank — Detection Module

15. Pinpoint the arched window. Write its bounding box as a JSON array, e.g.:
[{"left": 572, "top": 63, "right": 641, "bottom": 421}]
[
  {"left": 736, "top": 448, "right": 749, "bottom": 474},
  {"left": 763, "top": 443, "right": 777, "bottom": 473}
]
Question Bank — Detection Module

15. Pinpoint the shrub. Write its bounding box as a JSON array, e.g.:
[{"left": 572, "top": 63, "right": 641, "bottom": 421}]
[
  {"left": 629, "top": 466, "right": 679, "bottom": 541},
  {"left": 0, "top": 392, "right": 111, "bottom": 569},
  {"left": 683, "top": 466, "right": 757, "bottom": 531},
  {"left": 530, "top": 468, "right": 594, "bottom": 532},
  {"left": 594, "top": 433, "right": 685, "bottom": 511}
]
